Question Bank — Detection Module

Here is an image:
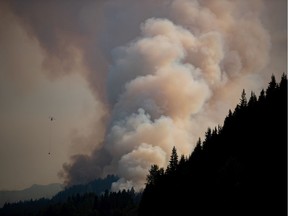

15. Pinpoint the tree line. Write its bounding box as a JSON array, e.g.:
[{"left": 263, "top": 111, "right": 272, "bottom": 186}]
[
  {"left": 1, "top": 74, "right": 286, "bottom": 216},
  {"left": 138, "top": 74, "right": 287, "bottom": 216},
  {"left": 1, "top": 188, "right": 141, "bottom": 216}
]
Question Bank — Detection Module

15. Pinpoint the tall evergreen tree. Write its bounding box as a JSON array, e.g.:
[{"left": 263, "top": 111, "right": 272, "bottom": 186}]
[
  {"left": 266, "top": 74, "right": 277, "bottom": 96},
  {"left": 258, "top": 89, "right": 266, "bottom": 102},
  {"left": 240, "top": 89, "right": 248, "bottom": 107},
  {"left": 248, "top": 91, "right": 257, "bottom": 106},
  {"left": 280, "top": 73, "right": 287, "bottom": 90},
  {"left": 178, "top": 155, "right": 186, "bottom": 167},
  {"left": 166, "top": 146, "right": 178, "bottom": 174}
]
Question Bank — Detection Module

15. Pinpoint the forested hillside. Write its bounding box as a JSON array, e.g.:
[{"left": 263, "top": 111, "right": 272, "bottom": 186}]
[
  {"left": 1, "top": 74, "right": 286, "bottom": 216},
  {"left": 0, "top": 175, "right": 140, "bottom": 216},
  {"left": 139, "top": 74, "right": 287, "bottom": 216}
]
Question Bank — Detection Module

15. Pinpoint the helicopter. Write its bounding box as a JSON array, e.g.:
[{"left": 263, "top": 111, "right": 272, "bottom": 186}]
[{"left": 48, "top": 116, "right": 55, "bottom": 155}]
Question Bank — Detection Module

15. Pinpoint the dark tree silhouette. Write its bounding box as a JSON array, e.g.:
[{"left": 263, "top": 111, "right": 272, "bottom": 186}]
[
  {"left": 248, "top": 91, "right": 257, "bottom": 106},
  {"left": 2, "top": 74, "right": 286, "bottom": 216},
  {"left": 139, "top": 74, "right": 287, "bottom": 216},
  {"left": 240, "top": 89, "right": 248, "bottom": 107},
  {"left": 166, "top": 146, "right": 178, "bottom": 175},
  {"left": 266, "top": 74, "right": 277, "bottom": 96},
  {"left": 146, "top": 165, "right": 163, "bottom": 186}
]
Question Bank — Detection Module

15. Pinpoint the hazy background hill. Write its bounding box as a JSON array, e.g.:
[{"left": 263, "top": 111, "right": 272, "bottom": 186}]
[
  {"left": 52, "top": 175, "right": 118, "bottom": 202},
  {"left": 0, "top": 175, "right": 118, "bottom": 208},
  {"left": 0, "top": 183, "right": 63, "bottom": 207}
]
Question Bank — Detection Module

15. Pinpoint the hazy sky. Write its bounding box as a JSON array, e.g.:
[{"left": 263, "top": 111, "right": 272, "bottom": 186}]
[{"left": 0, "top": 0, "right": 286, "bottom": 191}]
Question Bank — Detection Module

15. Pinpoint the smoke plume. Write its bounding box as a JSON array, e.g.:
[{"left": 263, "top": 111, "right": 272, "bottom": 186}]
[{"left": 4, "top": 0, "right": 285, "bottom": 190}]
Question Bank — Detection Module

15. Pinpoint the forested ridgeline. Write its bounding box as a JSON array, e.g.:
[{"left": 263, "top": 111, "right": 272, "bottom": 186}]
[
  {"left": 139, "top": 74, "right": 287, "bottom": 216},
  {"left": 0, "top": 175, "right": 141, "bottom": 216},
  {"left": 1, "top": 74, "right": 287, "bottom": 216},
  {"left": 0, "top": 188, "right": 141, "bottom": 216}
]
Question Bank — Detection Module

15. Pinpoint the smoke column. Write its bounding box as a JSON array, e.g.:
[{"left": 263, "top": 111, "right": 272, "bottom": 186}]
[
  {"left": 3, "top": 0, "right": 284, "bottom": 191},
  {"left": 63, "top": 0, "right": 270, "bottom": 191}
]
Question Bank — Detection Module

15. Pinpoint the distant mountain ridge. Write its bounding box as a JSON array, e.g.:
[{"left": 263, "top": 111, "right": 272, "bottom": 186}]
[
  {"left": 52, "top": 175, "right": 119, "bottom": 202},
  {"left": 0, "top": 175, "right": 123, "bottom": 216},
  {"left": 0, "top": 175, "right": 119, "bottom": 209},
  {"left": 0, "top": 183, "right": 63, "bottom": 207}
]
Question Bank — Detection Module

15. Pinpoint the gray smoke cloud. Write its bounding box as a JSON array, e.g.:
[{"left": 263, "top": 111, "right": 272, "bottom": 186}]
[{"left": 3, "top": 0, "right": 286, "bottom": 190}]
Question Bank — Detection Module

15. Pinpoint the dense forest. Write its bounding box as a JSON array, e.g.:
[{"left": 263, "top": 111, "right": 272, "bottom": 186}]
[
  {"left": 0, "top": 188, "right": 140, "bottom": 216},
  {"left": 0, "top": 175, "right": 141, "bottom": 216},
  {"left": 1, "top": 74, "right": 286, "bottom": 216},
  {"left": 139, "top": 74, "right": 287, "bottom": 216}
]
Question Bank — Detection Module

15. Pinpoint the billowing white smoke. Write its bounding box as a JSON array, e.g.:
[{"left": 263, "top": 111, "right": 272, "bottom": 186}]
[
  {"left": 106, "top": 18, "right": 212, "bottom": 190},
  {"left": 101, "top": 0, "right": 270, "bottom": 190},
  {"left": 4, "top": 0, "right": 274, "bottom": 190}
]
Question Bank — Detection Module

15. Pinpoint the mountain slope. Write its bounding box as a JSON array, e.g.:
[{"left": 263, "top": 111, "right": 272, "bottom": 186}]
[
  {"left": 0, "top": 75, "right": 286, "bottom": 216},
  {"left": 52, "top": 175, "right": 119, "bottom": 202},
  {"left": 139, "top": 74, "right": 287, "bottom": 216}
]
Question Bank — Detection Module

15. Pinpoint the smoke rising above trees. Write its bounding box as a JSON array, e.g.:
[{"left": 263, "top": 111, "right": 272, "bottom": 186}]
[{"left": 1, "top": 0, "right": 286, "bottom": 190}]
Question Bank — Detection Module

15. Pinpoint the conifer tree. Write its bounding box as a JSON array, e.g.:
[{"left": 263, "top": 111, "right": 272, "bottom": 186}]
[
  {"left": 189, "top": 138, "right": 202, "bottom": 163},
  {"left": 240, "top": 89, "right": 247, "bottom": 108},
  {"left": 280, "top": 73, "right": 287, "bottom": 91},
  {"left": 258, "top": 89, "right": 265, "bottom": 102},
  {"left": 266, "top": 74, "right": 277, "bottom": 96},
  {"left": 179, "top": 155, "right": 186, "bottom": 167},
  {"left": 248, "top": 91, "right": 257, "bottom": 106},
  {"left": 146, "top": 165, "right": 163, "bottom": 185},
  {"left": 166, "top": 146, "right": 178, "bottom": 174},
  {"left": 205, "top": 128, "right": 212, "bottom": 140}
]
